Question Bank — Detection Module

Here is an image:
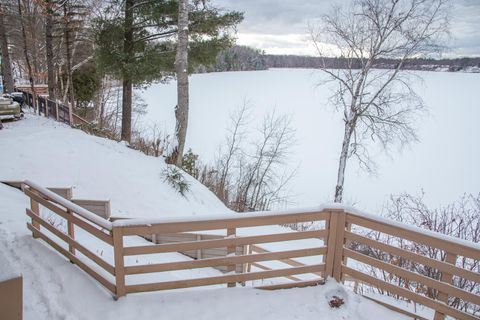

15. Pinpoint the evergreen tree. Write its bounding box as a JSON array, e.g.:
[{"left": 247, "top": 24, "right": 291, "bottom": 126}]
[{"left": 94, "top": 0, "right": 243, "bottom": 143}]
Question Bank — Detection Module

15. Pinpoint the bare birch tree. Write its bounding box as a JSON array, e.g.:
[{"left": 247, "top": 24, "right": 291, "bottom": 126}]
[
  {"left": 311, "top": 0, "right": 451, "bottom": 203},
  {"left": 172, "top": 0, "right": 190, "bottom": 167}
]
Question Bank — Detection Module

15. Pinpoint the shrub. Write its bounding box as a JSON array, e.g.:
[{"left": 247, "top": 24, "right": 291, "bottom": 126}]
[{"left": 162, "top": 166, "right": 190, "bottom": 196}]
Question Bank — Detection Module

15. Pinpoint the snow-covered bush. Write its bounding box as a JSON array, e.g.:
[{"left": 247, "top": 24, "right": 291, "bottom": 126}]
[{"left": 162, "top": 166, "right": 190, "bottom": 196}]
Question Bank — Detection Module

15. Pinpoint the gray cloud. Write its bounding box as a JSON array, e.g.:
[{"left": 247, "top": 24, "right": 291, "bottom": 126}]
[{"left": 214, "top": 0, "right": 480, "bottom": 56}]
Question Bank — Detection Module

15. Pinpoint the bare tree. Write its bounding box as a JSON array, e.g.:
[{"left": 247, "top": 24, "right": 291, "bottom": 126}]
[
  {"left": 215, "top": 101, "right": 250, "bottom": 201},
  {"left": 0, "top": 2, "right": 14, "bottom": 93},
  {"left": 204, "top": 105, "right": 296, "bottom": 212},
  {"left": 17, "top": 0, "right": 37, "bottom": 112},
  {"left": 311, "top": 0, "right": 451, "bottom": 202},
  {"left": 44, "top": 0, "right": 56, "bottom": 99}
]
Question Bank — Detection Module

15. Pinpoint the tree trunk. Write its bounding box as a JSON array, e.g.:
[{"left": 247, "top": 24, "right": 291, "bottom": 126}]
[
  {"left": 29, "top": 5, "right": 39, "bottom": 82},
  {"left": 45, "top": 0, "right": 55, "bottom": 99},
  {"left": 64, "top": 4, "right": 75, "bottom": 109},
  {"left": 334, "top": 121, "right": 354, "bottom": 203},
  {"left": 173, "top": 0, "right": 189, "bottom": 167},
  {"left": 120, "top": 0, "right": 134, "bottom": 143},
  {"left": 0, "top": 3, "right": 14, "bottom": 93},
  {"left": 94, "top": 79, "right": 103, "bottom": 127},
  {"left": 17, "top": 0, "right": 36, "bottom": 112},
  {"left": 121, "top": 79, "right": 132, "bottom": 142}
]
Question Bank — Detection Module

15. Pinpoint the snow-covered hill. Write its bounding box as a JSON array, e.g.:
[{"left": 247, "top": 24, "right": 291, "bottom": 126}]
[
  {"left": 0, "top": 113, "right": 228, "bottom": 219},
  {"left": 0, "top": 113, "right": 407, "bottom": 319}
]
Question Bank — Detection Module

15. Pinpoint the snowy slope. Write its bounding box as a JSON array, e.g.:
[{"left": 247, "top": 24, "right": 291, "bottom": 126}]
[
  {"left": 0, "top": 183, "right": 407, "bottom": 320},
  {"left": 0, "top": 113, "right": 228, "bottom": 219},
  {"left": 0, "top": 114, "right": 411, "bottom": 319}
]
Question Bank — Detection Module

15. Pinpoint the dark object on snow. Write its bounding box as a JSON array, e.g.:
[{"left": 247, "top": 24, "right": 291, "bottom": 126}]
[
  {"left": 10, "top": 92, "right": 25, "bottom": 109},
  {"left": 328, "top": 296, "right": 345, "bottom": 308},
  {"left": 0, "top": 119, "right": 3, "bottom": 130}
]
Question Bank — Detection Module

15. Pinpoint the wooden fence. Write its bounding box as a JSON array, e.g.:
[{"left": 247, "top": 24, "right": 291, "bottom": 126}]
[
  {"left": 146, "top": 232, "right": 246, "bottom": 273},
  {"left": 21, "top": 180, "right": 480, "bottom": 320},
  {"left": 17, "top": 89, "right": 91, "bottom": 126}
]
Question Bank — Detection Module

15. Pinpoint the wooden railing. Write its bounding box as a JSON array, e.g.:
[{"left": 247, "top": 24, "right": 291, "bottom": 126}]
[
  {"left": 342, "top": 211, "right": 480, "bottom": 320},
  {"left": 116, "top": 211, "right": 328, "bottom": 294},
  {"left": 21, "top": 180, "right": 480, "bottom": 320},
  {"left": 17, "top": 89, "right": 91, "bottom": 126},
  {"left": 23, "top": 181, "right": 116, "bottom": 296}
]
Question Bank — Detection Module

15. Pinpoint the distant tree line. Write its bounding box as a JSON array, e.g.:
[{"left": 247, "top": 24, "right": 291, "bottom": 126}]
[
  {"left": 196, "top": 45, "right": 267, "bottom": 73},
  {"left": 264, "top": 55, "right": 480, "bottom": 72},
  {"left": 197, "top": 45, "right": 480, "bottom": 74}
]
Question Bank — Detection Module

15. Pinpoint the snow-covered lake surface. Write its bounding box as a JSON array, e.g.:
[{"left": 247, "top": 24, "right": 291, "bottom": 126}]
[{"left": 139, "top": 68, "right": 480, "bottom": 213}]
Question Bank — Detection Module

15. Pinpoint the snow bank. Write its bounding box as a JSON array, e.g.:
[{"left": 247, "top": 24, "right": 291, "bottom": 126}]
[{"left": 0, "top": 113, "right": 229, "bottom": 219}]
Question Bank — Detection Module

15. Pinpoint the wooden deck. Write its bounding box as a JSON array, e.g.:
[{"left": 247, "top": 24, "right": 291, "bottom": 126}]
[{"left": 18, "top": 180, "right": 480, "bottom": 320}]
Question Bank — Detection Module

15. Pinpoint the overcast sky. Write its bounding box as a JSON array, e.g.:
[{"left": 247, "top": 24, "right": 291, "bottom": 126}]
[{"left": 213, "top": 0, "right": 480, "bottom": 57}]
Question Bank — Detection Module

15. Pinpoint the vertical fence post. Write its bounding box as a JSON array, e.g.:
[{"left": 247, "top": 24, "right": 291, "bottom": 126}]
[
  {"left": 68, "top": 102, "right": 73, "bottom": 125},
  {"left": 325, "top": 210, "right": 338, "bottom": 279},
  {"left": 45, "top": 98, "right": 49, "bottom": 118},
  {"left": 67, "top": 209, "right": 76, "bottom": 260},
  {"left": 246, "top": 245, "right": 253, "bottom": 274},
  {"left": 227, "top": 227, "right": 236, "bottom": 287},
  {"left": 30, "top": 197, "right": 40, "bottom": 238},
  {"left": 332, "top": 210, "right": 346, "bottom": 283},
  {"left": 55, "top": 101, "right": 59, "bottom": 121},
  {"left": 433, "top": 252, "right": 457, "bottom": 320},
  {"left": 324, "top": 209, "right": 347, "bottom": 282},
  {"left": 341, "top": 221, "right": 351, "bottom": 283},
  {"left": 196, "top": 234, "right": 202, "bottom": 260},
  {"left": 113, "top": 226, "right": 126, "bottom": 299}
]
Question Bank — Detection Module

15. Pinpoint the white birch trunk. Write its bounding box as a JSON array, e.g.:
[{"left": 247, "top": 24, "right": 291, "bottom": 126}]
[
  {"left": 173, "top": 0, "right": 189, "bottom": 167},
  {"left": 334, "top": 120, "right": 354, "bottom": 203}
]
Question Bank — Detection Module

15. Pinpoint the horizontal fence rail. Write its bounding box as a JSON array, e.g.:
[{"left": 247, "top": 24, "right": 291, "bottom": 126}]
[
  {"left": 115, "top": 209, "right": 329, "bottom": 296},
  {"left": 20, "top": 181, "right": 480, "bottom": 319},
  {"left": 342, "top": 211, "right": 480, "bottom": 320}
]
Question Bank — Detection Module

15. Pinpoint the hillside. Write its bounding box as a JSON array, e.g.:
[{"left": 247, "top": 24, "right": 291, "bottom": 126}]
[
  {"left": 0, "top": 113, "right": 408, "bottom": 320},
  {"left": 0, "top": 113, "right": 227, "bottom": 219}
]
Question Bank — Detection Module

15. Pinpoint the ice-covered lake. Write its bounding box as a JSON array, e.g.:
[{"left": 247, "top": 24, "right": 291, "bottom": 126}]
[{"left": 138, "top": 68, "right": 480, "bottom": 213}]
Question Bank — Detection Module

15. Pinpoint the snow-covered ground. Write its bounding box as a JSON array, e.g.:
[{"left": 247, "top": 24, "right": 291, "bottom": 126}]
[
  {"left": 0, "top": 114, "right": 227, "bottom": 219},
  {"left": 0, "top": 115, "right": 408, "bottom": 319},
  {"left": 139, "top": 68, "right": 480, "bottom": 213}
]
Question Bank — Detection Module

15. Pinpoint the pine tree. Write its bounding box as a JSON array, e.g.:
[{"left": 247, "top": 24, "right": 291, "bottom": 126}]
[{"left": 94, "top": 0, "right": 243, "bottom": 143}]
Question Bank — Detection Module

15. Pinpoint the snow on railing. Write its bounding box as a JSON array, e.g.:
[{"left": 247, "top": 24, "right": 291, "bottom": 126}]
[{"left": 23, "top": 180, "right": 112, "bottom": 230}]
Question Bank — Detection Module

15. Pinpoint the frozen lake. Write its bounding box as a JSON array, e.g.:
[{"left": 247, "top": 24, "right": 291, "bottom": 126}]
[{"left": 138, "top": 68, "right": 480, "bottom": 213}]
